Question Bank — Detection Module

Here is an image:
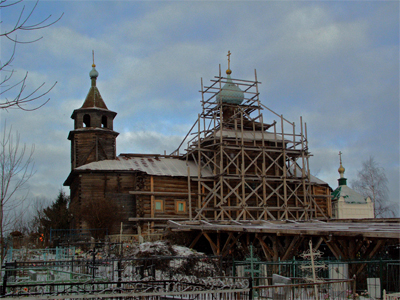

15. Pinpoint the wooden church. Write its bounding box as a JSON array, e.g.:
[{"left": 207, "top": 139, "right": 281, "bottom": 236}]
[{"left": 64, "top": 55, "right": 333, "bottom": 242}]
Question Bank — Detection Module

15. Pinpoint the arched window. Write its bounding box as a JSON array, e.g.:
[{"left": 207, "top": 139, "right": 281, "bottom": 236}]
[
  {"left": 83, "top": 114, "right": 91, "bottom": 127},
  {"left": 101, "top": 116, "right": 108, "bottom": 128}
]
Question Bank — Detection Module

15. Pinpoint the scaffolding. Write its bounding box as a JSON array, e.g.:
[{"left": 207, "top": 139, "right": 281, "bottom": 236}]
[{"left": 175, "top": 65, "right": 330, "bottom": 222}]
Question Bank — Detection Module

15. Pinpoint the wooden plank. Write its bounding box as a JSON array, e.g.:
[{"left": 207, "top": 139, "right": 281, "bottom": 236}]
[
  {"left": 129, "top": 217, "right": 188, "bottom": 221},
  {"left": 129, "top": 191, "right": 196, "bottom": 196}
]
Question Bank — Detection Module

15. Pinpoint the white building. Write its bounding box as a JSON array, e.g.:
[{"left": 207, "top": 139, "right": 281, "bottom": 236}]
[{"left": 331, "top": 154, "right": 374, "bottom": 219}]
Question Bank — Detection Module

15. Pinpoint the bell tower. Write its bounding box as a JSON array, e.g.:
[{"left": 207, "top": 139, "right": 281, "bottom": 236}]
[{"left": 68, "top": 61, "right": 119, "bottom": 169}]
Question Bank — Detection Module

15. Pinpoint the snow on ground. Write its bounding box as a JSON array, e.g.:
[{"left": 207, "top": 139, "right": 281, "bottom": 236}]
[{"left": 131, "top": 240, "right": 204, "bottom": 258}]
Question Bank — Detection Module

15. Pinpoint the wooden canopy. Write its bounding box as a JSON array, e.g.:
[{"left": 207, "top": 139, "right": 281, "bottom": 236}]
[{"left": 167, "top": 218, "right": 400, "bottom": 262}]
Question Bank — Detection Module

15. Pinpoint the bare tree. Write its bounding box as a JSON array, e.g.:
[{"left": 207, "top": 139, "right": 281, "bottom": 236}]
[
  {"left": 11, "top": 196, "right": 49, "bottom": 235},
  {"left": 1, "top": 0, "right": 62, "bottom": 111},
  {"left": 27, "top": 196, "right": 51, "bottom": 234},
  {"left": 351, "top": 156, "right": 395, "bottom": 218},
  {"left": 0, "top": 123, "right": 35, "bottom": 264}
]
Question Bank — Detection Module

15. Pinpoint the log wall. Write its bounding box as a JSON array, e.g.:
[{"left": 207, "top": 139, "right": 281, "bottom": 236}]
[
  {"left": 70, "top": 172, "right": 136, "bottom": 234},
  {"left": 136, "top": 176, "right": 196, "bottom": 221},
  {"left": 70, "top": 131, "right": 116, "bottom": 169}
]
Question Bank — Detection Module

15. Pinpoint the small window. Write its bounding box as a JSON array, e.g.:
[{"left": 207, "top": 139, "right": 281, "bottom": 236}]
[
  {"left": 101, "top": 116, "right": 107, "bottom": 128},
  {"left": 154, "top": 200, "right": 164, "bottom": 212},
  {"left": 83, "top": 114, "right": 91, "bottom": 127},
  {"left": 175, "top": 200, "right": 186, "bottom": 213}
]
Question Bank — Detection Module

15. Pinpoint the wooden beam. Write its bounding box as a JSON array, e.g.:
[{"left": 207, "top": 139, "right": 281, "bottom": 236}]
[
  {"left": 129, "top": 217, "right": 188, "bottom": 222},
  {"left": 281, "top": 236, "right": 303, "bottom": 261},
  {"left": 332, "top": 239, "right": 350, "bottom": 260},
  {"left": 354, "top": 238, "right": 366, "bottom": 256},
  {"left": 221, "top": 233, "right": 234, "bottom": 255},
  {"left": 366, "top": 239, "right": 386, "bottom": 259},
  {"left": 269, "top": 236, "right": 280, "bottom": 261},
  {"left": 221, "top": 233, "right": 243, "bottom": 257},
  {"left": 348, "top": 239, "right": 356, "bottom": 259},
  {"left": 256, "top": 235, "right": 273, "bottom": 261},
  {"left": 129, "top": 191, "right": 196, "bottom": 196},
  {"left": 203, "top": 232, "right": 218, "bottom": 256},
  {"left": 313, "top": 237, "right": 324, "bottom": 252},
  {"left": 217, "top": 232, "right": 221, "bottom": 255},
  {"left": 189, "top": 232, "right": 203, "bottom": 249},
  {"left": 270, "top": 235, "right": 286, "bottom": 257},
  {"left": 323, "top": 237, "right": 346, "bottom": 260},
  {"left": 356, "top": 239, "right": 386, "bottom": 276}
]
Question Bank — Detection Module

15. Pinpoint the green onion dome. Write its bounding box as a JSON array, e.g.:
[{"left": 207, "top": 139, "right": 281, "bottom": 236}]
[{"left": 216, "top": 70, "right": 244, "bottom": 105}]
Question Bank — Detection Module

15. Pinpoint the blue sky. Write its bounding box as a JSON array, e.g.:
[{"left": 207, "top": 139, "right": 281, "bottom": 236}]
[{"left": 1, "top": 0, "right": 399, "bottom": 216}]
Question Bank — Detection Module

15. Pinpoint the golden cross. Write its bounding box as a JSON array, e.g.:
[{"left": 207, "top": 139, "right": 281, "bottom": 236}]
[
  {"left": 339, "top": 151, "right": 342, "bottom": 164},
  {"left": 227, "top": 51, "right": 231, "bottom": 69},
  {"left": 92, "top": 50, "right": 95, "bottom": 67}
]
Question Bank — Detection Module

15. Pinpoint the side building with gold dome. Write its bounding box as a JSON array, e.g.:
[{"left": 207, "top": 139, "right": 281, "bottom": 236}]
[{"left": 331, "top": 153, "right": 374, "bottom": 219}]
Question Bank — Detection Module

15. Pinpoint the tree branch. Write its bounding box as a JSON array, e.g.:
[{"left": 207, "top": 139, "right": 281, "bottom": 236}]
[{"left": 0, "top": 0, "right": 62, "bottom": 111}]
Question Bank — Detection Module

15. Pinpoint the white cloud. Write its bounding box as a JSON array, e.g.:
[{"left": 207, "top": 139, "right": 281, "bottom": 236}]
[{"left": 118, "top": 131, "right": 184, "bottom": 155}]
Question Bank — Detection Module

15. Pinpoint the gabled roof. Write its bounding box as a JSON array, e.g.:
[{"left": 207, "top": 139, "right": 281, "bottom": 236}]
[
  {"left": 73, "top": 155, "right": 213, "bottom": 177},
  {"left": 66, "top": 154, "right": 327, "bottom": 186}
]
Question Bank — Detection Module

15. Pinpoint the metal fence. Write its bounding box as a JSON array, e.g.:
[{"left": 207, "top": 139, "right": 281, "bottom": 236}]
[
  {"left": 1, "top": 277, "right": 251, "bottom": 299},
  {"left": 4, "top": 246, "right": 75, "bottom": 262},
  {"left": 1, "top": 253, "right": 396, "bottom": 299},
  {"left": 254, "top": 278, "right": 354, "bottom": 300},
  {"left": 0, "top": 276, "right": 356, "bottom": 299},
  {"left": 1, "top": 255, "right": 222, "bottom": 283},
  {"left": 233, "top": 258, "right": 400, "bottom": 296}
]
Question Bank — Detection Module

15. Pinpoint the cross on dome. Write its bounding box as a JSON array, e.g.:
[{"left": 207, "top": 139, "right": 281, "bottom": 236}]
[
  {"left": 338, "top": 151, "right": 345, "bottom": 178},
  {"left": 89, "top": 50, "right": 99, "bottom": 81},
  {"left": 227, "top": 50, "right": 232, "bottom": 75}
]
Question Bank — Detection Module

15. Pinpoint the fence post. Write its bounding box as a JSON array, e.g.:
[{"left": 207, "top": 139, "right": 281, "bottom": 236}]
[
  {"left": 292, "top": 256, "right": 296, "bottom": 278},
  {"left": 248, "top": 276, "right": 253, "bottom": 300},
  {"left": 92, "top": 251, "right": 96, "bottom": 280},
  {"left": 117, "top": 260, "right": 122, "bottom": 288},
  {"left": 1, "top": 269, "right": 7, "bottom": 296},
  {"left": 352, "top": 274, "right": 357, "bottom": 300},
  {"left": 71, "top": 255, "right": 74, "bottom": 276},
  {"left": 380, "top": 258, "right": 383, "bottom": 298}
]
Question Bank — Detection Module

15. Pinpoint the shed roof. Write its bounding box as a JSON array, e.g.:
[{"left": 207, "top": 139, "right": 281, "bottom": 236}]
[{"left": 167, "top": 219, "right": 400, "bottom": 239}]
